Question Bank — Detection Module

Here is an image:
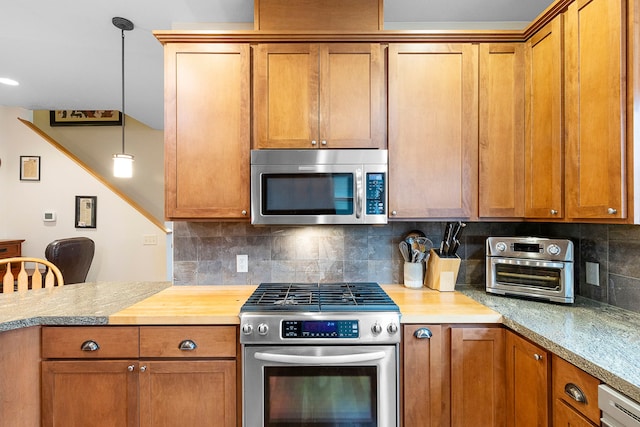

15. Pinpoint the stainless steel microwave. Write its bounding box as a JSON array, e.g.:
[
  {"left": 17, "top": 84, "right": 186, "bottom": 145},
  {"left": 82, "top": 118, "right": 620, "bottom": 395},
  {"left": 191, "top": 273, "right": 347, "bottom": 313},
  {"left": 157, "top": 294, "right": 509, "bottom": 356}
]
[{"left": 250, "top": 149, "right": 388, "bottom": 225}]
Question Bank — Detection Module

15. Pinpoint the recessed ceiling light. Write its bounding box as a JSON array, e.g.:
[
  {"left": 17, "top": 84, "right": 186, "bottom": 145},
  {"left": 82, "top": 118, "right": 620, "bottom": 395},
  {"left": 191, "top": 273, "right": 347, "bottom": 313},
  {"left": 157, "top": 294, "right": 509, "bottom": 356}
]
[{"left": 0, "top": 77, "right": 19, "bottom": 86}]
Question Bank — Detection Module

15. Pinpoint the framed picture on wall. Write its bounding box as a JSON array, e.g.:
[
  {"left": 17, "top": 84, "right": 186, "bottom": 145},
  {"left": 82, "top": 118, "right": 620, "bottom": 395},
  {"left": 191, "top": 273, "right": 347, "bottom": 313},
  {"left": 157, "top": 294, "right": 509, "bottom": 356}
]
[
  {"left": 75, "top": 196, "right": 97, "bottom": 228},
  {"left": 20, "top": 156, "right": 40, "bottom": 181},
  {"left": 50, "top": 110, "right": 122, "bottom": 126}
]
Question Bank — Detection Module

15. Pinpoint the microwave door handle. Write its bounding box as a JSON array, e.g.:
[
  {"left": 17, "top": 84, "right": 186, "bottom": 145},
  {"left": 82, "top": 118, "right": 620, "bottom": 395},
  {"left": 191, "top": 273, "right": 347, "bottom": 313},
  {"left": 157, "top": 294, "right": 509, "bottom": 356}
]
[
  {"left": 254, "top": 350, "right": 386, "bottom": 365},
  {"left": 355, "top": 168, "right": 363, "bottom": 219}
]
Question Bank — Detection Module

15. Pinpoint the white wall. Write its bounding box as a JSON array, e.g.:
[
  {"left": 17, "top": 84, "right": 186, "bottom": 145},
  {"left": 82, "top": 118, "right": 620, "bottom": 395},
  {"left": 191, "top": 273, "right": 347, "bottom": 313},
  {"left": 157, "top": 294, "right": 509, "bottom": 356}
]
[{"left": 0, "top": 106, "right": 168, "bottom": 282}]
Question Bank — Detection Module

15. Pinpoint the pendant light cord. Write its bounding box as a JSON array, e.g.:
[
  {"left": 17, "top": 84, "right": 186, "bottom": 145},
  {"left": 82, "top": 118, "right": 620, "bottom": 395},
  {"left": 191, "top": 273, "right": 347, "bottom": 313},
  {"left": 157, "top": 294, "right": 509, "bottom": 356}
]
[{"left": 120, "top": 28, "right": 126, "bottom": 155}]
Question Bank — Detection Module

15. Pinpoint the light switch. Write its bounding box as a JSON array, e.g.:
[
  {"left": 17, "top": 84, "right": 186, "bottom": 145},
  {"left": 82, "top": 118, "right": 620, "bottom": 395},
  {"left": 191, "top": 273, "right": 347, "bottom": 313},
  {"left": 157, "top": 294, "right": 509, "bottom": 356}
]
[{"left": 586, "top": 262, "right": 599, "bottom": 286}]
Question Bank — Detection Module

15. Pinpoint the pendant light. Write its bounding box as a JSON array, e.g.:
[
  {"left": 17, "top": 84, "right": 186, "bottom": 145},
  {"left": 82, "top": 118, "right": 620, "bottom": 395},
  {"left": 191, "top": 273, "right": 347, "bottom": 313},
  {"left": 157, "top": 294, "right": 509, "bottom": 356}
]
[{"left": 112, "top": 17, "right": 134, "bottom": 178}]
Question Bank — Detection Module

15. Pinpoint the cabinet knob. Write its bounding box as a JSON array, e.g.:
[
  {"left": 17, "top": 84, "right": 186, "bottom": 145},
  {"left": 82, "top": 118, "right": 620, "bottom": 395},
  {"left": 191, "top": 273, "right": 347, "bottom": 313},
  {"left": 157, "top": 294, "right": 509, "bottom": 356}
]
[
  {"left": 311, "top": 140, "right": 317, "bottom": 146},
  {"left": 140, "top": 365, "right": 147, "bottom": 373},
  {"left": 608, "top": 207, "right": 617, "bottom": 215},
  {"left": 564, "top": 383, "right": 587, "bottom": 403},
  {"left": 241, "top": 210, "right": 247, "bottom": 216},
  {"left": 80, "top": 340, "right": 100, "bottom": 352},
  {"left": 550, "top": 209, "right": 558, "bottom": 215},
  {"left": 178, "top": 339, "right": 198, "bottom": 351},
  {"left": 391, "top": 211, "right": 397, "bottom": 216},
  {"left": 414, "top": 327, "right": 433, "bottom": 339},
  {"left": 127, "top": 365, "right": 135, "bottom": 372},
  {"left": 534, "top": 353, "right": 543, "bottom": 361},
  {"left": 321, "top": 140, "right": 327, "bottom": 145}
]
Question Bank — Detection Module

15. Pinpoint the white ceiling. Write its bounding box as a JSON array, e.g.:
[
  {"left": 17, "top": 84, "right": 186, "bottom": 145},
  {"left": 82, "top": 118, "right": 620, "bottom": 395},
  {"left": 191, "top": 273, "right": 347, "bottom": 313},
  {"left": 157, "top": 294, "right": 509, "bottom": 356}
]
[{"left": 0, "top": 0, "right": 553, "bottom": 130}]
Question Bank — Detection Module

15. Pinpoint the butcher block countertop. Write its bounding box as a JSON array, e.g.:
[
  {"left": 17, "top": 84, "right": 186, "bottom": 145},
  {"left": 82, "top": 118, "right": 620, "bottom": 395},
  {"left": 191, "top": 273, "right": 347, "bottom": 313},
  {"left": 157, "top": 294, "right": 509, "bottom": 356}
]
[{"left": 108, "top": 284, "right": 502, "bottom": 325}]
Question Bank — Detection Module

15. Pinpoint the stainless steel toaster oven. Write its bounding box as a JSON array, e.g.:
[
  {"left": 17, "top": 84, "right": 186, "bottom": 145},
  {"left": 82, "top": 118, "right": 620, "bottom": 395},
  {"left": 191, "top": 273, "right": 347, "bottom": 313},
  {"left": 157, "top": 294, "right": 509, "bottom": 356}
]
[{"left": 486, "top": 237, "right": 574, "bottom": 303}]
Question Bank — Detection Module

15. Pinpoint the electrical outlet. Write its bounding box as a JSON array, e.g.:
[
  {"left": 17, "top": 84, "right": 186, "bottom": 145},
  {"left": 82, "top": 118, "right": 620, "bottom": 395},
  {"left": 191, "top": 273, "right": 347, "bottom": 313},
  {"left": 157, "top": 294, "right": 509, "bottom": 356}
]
[
  {"left": 237, "top": 254, "right": 248, "bottom": 273},
  {"left": 586, "top": 262, "right": 599, "bottom": 286},
  {"left": 143, "top": 235, "right": 157, "bottom": 245}
]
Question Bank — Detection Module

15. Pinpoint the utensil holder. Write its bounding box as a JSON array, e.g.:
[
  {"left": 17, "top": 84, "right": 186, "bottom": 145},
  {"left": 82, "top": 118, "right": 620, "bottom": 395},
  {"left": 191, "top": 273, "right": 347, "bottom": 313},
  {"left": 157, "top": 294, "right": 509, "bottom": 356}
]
[
  {"left": 425, "top": 249, "right": 460, "bottom": 291},
  {"left": 403, "top": 262, "right": 424, "bottom": 289}
]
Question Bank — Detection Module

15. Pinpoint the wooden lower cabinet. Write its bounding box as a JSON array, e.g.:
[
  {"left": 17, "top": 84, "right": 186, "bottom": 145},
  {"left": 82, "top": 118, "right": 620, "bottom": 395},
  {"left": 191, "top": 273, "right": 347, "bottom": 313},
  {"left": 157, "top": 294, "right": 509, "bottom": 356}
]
[
  {"left": 552, "top": 354, "right": 601, "bottom": 427},
  {"left": 402, "top": 324, "right": 444, "bottom": 426},
  {"left": 505, "top": 330, "right": 551, "bottom": 427},
  {"left": 0, "top": 326, "right": 40, "bottom": 427},
  {"left": 139, "top": 360, "right": 236, "bottom": 427},
  {"left": 450, "top": 326, "right": 506, "bottom": 427},
  {"left": 41, "top": 326, "right": 237, "bottom": 427},
  {"left": 553, "top": 398, "right": 598, "bottom": 427},
  {"left": 42, "top": 360, "right": 139, "bottom": 427}
]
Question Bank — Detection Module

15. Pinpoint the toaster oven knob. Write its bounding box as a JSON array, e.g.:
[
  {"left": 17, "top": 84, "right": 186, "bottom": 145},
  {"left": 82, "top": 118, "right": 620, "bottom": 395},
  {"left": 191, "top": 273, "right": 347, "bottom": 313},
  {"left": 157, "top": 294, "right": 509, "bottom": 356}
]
[
  {"left": 257, "top": 323, "right": 269, "bottom": 336},
  {"left": 241, "top": 324, "right": 253, "bottom": 335},
  {"left": 496, "top": 242, "right": 507, "bottom": 252},
  {"left": 371, "top": 322, "right": 383, "bottom": 335},
  {"left": 387, "top": 323, "right": 398, "bottom": 335},
  {"left": 547, "top": 244, "right": 561, "bottom": 256}
]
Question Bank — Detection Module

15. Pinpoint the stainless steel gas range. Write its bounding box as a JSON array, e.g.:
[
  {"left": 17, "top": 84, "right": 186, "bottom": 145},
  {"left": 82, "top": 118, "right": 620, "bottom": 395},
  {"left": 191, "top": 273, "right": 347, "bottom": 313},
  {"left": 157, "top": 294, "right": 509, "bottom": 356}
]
[{"left": 239, "top": 282, "right": 401, "bottom": 427}]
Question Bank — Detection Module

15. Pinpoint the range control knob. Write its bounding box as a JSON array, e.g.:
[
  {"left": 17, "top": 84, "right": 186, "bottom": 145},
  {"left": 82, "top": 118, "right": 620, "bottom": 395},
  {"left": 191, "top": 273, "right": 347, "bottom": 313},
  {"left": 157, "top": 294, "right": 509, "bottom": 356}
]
[
  {"left": 371, "top": 322, "right": 383, "bottom": 335},
  {"left": 387, "top": 323, "right": 399, "bottom": 335},
  {"left": 257, "top": 323, "right": 269, "bottom": 336},
  {"left": 495, "top": 242, "right": 507, "bottom": 252},
  {"left": 241, "top": 324, "right": 253, "bottom": 335},
  {"left": 547, "top": 244, "right": 561, "bottom": 256}
]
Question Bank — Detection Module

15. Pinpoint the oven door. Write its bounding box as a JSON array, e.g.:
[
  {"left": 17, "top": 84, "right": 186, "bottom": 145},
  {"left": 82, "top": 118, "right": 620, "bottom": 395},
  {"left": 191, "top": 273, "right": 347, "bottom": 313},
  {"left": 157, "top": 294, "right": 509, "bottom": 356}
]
[
  {"left": 487, "top": 257, "right": 574, "bottom": 303},
  {"left": 243, "top": 345, "right": 398, "bottom": 427}
]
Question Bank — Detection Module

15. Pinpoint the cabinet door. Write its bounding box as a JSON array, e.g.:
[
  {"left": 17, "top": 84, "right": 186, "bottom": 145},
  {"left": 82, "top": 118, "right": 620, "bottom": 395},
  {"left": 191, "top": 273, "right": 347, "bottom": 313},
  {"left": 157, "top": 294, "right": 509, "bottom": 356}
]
[
  {"left": 0, "top": 327, "right": 40, "bottom": 427},
  {"left": 553, "top": 399, "right": 598, "bottom": 427},
  {"left": 525, "top": 16, "right": 564, "bottom": 219},
  {"left": 450, "top": 327, "right": 506, "bottom": 427},
  {"left": 402, "top": 325, "right": 444, "bottom": 427},
  {"left": 505, "top": 331, "right": 550, "bottom": 427},
  {"left": 165, "top": 43, "right": 250, "bottom": 219},
  {"left": 388, "top": 43, "right": 478, "bottom": 219},
  {"left": 479, "top": 43, "right": 525, "bottom": 218},
  {"left": 565, "top": 0, "right": 626, "bottom": 219},
  {"left": 254, "top": 43, "right": 319, "bottom": 149},
  {"left": 42, "top": 360, "right": 139, "bottom": 427},
  {"left": 319, "top": 43, "right": 385, "bottom": 148},
  {"left": 139, "top": 360, "right": 236, "bottom": 427}
]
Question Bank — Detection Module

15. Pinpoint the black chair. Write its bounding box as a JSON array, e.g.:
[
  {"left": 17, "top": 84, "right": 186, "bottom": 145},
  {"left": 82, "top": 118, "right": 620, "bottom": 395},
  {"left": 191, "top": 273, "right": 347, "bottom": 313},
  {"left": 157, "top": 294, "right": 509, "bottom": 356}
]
[{"left": 45, "top": 237, "right": 95, "bottom": 284}]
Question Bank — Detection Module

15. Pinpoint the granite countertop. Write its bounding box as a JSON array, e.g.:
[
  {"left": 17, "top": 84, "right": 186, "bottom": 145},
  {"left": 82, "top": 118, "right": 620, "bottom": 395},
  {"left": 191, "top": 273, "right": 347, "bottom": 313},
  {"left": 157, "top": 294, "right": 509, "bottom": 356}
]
[
  {"left": 459, "top": 286, "right": 640, "bottom": 403},
  {"left": 0, "top": 281, "right": 171, "bottom": 332}
]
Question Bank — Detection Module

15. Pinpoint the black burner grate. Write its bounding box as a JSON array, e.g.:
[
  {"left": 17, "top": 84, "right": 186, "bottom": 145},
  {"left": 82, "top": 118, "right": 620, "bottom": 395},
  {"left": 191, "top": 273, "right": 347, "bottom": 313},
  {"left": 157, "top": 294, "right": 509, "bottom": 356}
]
[{"left": 241, "top": 282, "right": 399, "bottom": 313}]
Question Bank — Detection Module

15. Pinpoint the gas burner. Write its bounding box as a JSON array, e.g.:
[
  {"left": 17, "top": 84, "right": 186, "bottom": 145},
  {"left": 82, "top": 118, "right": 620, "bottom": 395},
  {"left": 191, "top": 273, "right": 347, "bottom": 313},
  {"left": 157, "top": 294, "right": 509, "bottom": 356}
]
[{"left": 240, "top": 282, "right": 399, "bottom": 313}]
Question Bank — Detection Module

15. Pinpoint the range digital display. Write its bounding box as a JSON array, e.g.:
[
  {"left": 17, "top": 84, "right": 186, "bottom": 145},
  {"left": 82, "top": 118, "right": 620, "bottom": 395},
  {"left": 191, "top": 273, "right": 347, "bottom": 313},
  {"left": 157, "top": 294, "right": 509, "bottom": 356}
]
[{"left": 282, "top": 320, "right": 359, "bottom": 339}]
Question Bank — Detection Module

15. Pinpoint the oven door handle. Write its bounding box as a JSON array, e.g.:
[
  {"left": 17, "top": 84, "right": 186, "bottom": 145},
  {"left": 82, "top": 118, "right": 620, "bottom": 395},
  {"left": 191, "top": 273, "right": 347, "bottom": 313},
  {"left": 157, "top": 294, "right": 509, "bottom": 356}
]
[{"left": 254, "top": 350, "right": 387, "bottom": 365}]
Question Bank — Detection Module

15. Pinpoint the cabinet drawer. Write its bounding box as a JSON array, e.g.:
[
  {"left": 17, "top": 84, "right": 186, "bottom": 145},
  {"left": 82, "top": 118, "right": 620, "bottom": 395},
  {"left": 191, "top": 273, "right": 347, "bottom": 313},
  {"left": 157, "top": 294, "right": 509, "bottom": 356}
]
[
  {"left": 42, "top": 326, "right": 139, "bottom": 359},
  {"left": 552, "top": 354, "right": 601, "bottom": 424},
  {"left": 140, "top": 326, "right": 236, "bottom": 358},
  {"left": 0, "top": 243, "right": 22, "bottom": 258}
]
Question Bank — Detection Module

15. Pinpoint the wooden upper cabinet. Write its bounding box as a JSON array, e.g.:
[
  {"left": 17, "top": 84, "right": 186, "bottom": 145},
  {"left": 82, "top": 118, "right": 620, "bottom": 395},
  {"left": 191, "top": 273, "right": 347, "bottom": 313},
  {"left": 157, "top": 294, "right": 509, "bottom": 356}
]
[
  {"left": 479, "top": 43, "right": 525, "bottom": 218},
  {"left": 388, "top": 43, "right": 478, "bottom": 219},
  {"left": 164, "top": 43, "right": 251, "bottom": 220},
  {"left": 565, "top": 0, "right": 626, "bottom": 219},
  {"left": 253, "top": 43, "right": 385, "bottom": 149},
  {"left": 525, "top": 15, "right": 564, "bottom": 219}
]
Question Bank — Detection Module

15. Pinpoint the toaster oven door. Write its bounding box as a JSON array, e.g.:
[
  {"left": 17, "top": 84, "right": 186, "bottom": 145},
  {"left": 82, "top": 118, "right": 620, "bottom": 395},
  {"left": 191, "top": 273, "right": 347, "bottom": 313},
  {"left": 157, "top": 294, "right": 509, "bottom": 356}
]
[{"left": 487, "top": 257, "right": 574, "bottom": 303}]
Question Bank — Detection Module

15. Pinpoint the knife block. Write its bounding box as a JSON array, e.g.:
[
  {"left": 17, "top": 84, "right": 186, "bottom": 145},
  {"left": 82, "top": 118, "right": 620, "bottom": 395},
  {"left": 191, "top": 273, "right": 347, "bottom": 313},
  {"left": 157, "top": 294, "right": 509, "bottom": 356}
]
[{"left": 425, "top": 249, "right": 460, "bottom": 291}]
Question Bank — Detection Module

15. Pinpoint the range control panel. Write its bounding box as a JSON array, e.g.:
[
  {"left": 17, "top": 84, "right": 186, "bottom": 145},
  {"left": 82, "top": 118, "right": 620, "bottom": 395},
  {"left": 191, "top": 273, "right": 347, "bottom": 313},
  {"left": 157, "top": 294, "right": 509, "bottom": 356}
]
[{"left": 283, "top": 320, "right": 359, "bottom": 339}]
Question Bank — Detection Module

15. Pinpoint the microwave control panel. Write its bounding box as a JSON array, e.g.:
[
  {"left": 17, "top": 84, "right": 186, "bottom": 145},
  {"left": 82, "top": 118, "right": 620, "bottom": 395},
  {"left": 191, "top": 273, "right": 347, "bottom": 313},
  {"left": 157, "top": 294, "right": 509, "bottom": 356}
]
[{"left": 366, "top": 173, "right": 386, "bottom": 215}]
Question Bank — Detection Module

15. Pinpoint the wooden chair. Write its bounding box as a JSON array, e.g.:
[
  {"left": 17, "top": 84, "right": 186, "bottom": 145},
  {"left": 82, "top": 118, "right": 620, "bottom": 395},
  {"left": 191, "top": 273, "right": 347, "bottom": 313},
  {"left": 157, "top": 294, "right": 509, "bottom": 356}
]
[{"left": 0, "top": 257, "right": 64, "bottom": 293}]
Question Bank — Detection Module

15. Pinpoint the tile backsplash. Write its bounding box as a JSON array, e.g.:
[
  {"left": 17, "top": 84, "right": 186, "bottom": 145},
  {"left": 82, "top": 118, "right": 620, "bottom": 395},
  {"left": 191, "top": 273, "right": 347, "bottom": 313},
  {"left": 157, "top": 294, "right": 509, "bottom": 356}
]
[{"left": 172, "top": 221, "right": 640, "bottom": 314}]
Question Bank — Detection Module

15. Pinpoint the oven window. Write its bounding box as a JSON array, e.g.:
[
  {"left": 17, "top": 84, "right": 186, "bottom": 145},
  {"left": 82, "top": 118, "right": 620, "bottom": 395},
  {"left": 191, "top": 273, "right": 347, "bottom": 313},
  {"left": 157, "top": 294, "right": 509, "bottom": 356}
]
[
  {"left": 495, "top": 263, "right": 562, "bottom": 290},
  {"left": 264, "top": 366, "right": 377, "bottom": 426},
  {"left": 262, "top": 173, "right": 354, "bottom": 215}
]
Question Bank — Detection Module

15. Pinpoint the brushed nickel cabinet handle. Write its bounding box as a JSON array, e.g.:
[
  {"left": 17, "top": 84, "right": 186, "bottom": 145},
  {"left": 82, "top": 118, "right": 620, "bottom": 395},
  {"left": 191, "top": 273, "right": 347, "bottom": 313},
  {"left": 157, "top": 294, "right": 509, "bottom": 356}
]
[
  {"left": 608, "top": 208, "right": 617, "bottom": 215},
  {"left": 80, "top": 340, "right": 100, "bottom": 352},
  {"left": 321, "top": 140, "right": 327, "bottom": 145},
  {"left": 179, "top": 339, "right": 198, "bottom": 351},
  {"left": 564, "top": 383, "right": 587, "bottom": 404},
  {"left": 550, "top": 209, "right": 558, "bottom": 215},
  {"left": 241, "top": 210, "right": 247, "bottom": 216},
  {"left": 140, "top": 365, "right": 147, "bottom": 372},
  {"left": 534, "top": 353, "right": 543, "bottom": 361},
  {"left": 127, "top": 365, "right": 135, "bottom": 372},
  {"left": 311, "top": 140, "right": 317, "bottom": 146},
  {"left": 391, "top": 210, "right": 397, "bottom": 216},
  {"left": 414, "top": 328, "right": 433, "bottom": 339}
]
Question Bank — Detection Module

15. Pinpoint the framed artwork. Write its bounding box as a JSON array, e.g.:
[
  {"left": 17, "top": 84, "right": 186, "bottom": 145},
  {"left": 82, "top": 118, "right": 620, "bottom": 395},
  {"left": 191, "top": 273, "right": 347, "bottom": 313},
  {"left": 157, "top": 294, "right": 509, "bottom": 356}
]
[
  {"left": 75, "top": 196, "right": 97, "bottom": 228},
  {"left": 50, "top": 110, "right": 122, "bottom": 126},
  {"left": 20, "top": 156, "right": 40, "bottom": 181}
]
